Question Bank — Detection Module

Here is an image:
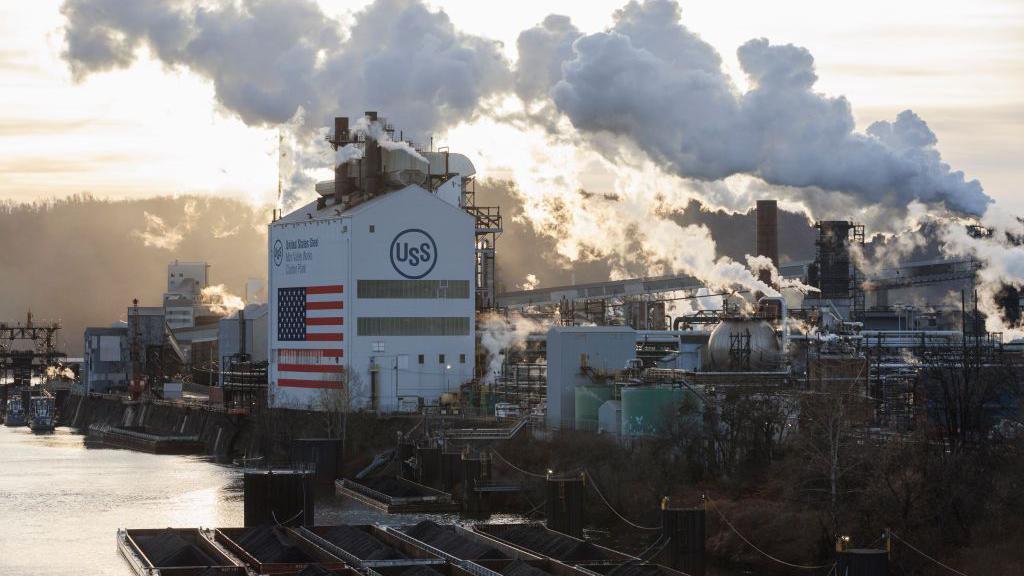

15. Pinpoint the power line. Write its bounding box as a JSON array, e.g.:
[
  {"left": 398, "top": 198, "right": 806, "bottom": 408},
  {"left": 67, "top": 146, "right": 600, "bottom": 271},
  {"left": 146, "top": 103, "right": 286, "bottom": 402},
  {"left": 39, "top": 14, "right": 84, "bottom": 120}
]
[
  {"left": 584, "top": 471, "right": 660, "bottom": 531},
  {"left": 890, "top": 531, "right": 971, "bottom": 576},
  {"left": 706, "top": 497, "right": 833, "bottom": 571},
  {"left": 490, "top": 449, "right": 548, "bottom": 479}
]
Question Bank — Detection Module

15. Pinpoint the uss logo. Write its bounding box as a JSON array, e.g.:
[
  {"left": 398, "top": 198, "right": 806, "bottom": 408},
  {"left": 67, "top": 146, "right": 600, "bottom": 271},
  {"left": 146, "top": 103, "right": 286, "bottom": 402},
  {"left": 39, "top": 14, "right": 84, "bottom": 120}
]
[{"left": 390, "top": 229, "right": 438, "bottom": 279}]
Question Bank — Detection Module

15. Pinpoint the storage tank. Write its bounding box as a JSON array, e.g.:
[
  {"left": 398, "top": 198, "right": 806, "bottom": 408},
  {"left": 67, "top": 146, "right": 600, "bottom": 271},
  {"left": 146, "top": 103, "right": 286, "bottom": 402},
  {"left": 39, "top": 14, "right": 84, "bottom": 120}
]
[
  {"left": 704, "top": 318, "right": 781, "bottom": 371},
  {"left": 621, "top": 386, "right": 701, "bottom": 437},
  {"left": 598, "top": 400, "right": 621, "bottom": 436},
  {"left": 574, "top": 385, "right": 615, "bottom": 432}
]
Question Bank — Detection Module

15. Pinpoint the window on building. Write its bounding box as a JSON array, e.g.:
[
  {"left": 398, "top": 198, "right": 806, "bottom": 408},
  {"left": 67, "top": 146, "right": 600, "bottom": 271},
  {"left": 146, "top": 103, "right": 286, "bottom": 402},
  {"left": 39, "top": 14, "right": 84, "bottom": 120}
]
[
  {"left": 357, "top": 317, "right": 470, "bottom": 336},
  {"left": 459, "top": 353, "right": 466, "bottom": 364},
  {"left": 372, "top": 341, "right": 385, "bottom": 353},
  {"left": 369, "top": 225, "right": 375, "bottom": 233},
  {"left": 357, "top": 280, "right": 470, "bottom": 299},
  {"left": 418, "top": 354, "right": 424, "bottom": 364},
  {"left": 439, "top": 354, "right": 445, "bottom": 364}
]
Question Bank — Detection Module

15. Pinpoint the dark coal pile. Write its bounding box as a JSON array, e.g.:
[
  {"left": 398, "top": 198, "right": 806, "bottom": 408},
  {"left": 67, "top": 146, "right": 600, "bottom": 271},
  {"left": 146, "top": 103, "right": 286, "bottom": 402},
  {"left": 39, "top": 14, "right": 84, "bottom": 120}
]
[
  {"left": 398, "top": 566, "right": 446, "bottom": 576},
  {"left": 404, "top": 521, "right": 508, "bottom": 560},
  {"left": 133, "top": 530, "right": 218, "bottom": 567},
  {"left": 600, "top": 565, "right": 670, "bottom": 576},
  {"left": 358, "top": 476, "right": 431, "bottom": 497},
  {"left": 317, "top": 525, "right": 407, "bottom": 560},
  {"left": 195, "top": 569, "right": 235, "bottom": 576},
  {"left": 481, "top": 524, "right": 609, "bottom": 562},
  {"left": 232, "top": 526, "right": 314, "bottom": 563},
  {"left": 296, "top": 565, "right": 341, "bottom": 576},
  {"left": 501, "top": 560, "right": 552, "bottom": 576}
]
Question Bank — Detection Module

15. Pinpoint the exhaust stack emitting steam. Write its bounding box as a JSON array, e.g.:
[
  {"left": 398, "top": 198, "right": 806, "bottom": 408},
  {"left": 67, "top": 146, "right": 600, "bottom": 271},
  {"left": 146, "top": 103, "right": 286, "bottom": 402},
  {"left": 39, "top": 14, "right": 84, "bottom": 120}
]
[{"left": 59, "top": 0, "right": 1021, "bottom": 310}]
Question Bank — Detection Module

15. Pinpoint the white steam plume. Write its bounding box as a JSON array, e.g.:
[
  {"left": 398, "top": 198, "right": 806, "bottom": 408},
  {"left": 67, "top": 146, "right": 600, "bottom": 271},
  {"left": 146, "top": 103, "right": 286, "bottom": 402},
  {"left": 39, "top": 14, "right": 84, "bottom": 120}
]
[
  {"left": 201, "top": 284, "right": 246, "bottom": 317},
  {"left": 540, "top": 1, "right": 990, "bottom": 219},
  {"left": 132, "top": 200, "right": 198, "bottom": 250},
  {"left": 940, "top": 217, "right": 1024, "bottom": 340},
  {"left": 479, "top": 312, "right": 550, "bottom": 385},
  {"left": 61, "top": 0, "right": 510, "bottom": 205}
]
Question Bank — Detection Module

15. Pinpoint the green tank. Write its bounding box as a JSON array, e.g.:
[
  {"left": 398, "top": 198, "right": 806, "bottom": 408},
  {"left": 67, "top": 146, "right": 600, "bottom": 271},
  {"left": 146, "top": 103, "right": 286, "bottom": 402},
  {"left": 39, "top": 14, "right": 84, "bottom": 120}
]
[
  {"left": 574, "top": 385, "right": 615, "bottom": 432},
  {"left": 621, "top": 386, "right": 702, "bottom": 437}
]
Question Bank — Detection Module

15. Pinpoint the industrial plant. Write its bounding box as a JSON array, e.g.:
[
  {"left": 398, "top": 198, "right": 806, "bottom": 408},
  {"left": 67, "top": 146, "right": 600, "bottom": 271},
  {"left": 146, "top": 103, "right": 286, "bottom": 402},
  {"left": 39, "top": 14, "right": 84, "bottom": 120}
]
[
  {"left": 2, "top": 111, "right": 1021, "bottom": 576},
  {"left": 42, "top": 111, "right": 1018, "bottom": 437}
]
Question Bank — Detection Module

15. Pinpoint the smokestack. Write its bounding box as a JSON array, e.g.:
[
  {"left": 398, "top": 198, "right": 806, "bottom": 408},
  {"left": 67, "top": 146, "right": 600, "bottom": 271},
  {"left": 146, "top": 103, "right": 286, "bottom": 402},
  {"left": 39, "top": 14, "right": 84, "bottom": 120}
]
[
  {"left": 756, "top": 200, "right": 779, "bottom": 286},
  {"left": 332, "top": 116, "right": 349, "bottom": 145},
  {"left": 333, "top": 116, "right": 350, "bottom": 205},
  {"left": 362, "top": 112, "right": 382, "bottom": 198},
  {"left": 238, "top": 307, "right": 246, "bottom": 358}
]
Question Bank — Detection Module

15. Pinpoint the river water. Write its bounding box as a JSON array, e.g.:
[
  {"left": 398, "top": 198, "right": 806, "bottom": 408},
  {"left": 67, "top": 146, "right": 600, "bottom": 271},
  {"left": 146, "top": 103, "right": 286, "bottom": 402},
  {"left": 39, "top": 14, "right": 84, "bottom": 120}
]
[
  {"left": 0, "top": 425, "right": 522, "bottom": 576},
  {"left": 0, "top": 425, "right": 745, "bottom": 576}
]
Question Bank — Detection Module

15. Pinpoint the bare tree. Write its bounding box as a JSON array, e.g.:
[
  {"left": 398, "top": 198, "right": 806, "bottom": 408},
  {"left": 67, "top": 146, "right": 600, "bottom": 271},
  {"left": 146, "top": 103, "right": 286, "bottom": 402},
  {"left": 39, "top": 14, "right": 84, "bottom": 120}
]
[
  {"left": 796, "top": 368, "right": 873, "bottom": 542},
  {"left": 317, "top": 369, "right": 365, "bottom": 453}
]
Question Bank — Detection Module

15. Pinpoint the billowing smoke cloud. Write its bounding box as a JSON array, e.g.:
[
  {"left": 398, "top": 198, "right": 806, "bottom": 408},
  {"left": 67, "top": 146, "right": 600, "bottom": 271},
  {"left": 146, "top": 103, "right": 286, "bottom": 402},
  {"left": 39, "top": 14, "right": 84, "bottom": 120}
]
[
  {"left": 62, "top": 0, "right": 509, "bottom": 135},
  {"left": 61, "top": 0, "right": 510, "bottom": 204},
  {"left": 60, "top": 0, "right": 1005, "bottom": 303},
  {"left": 133, "top": 199, "right": 198, "bottom": 250},
  {"left": 478, "top": 312, "right": 549, "bottom": 385},
  {"left": 201, "top": 283, "right": 246, "bottom": 317},
  {"left": 514, "top": 15, "right": 581, "bottom": 103},
  {"left": 940, "top": 217, "right": 1024, "bottom": 339},
  {"left": 543, "top": 1, "right": 990, "bottom": 217}
]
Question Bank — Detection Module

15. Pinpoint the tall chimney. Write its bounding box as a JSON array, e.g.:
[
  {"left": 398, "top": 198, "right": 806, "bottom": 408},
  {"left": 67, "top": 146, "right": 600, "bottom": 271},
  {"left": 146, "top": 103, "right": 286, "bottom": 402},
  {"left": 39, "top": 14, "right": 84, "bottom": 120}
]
[
  {"left": 238, "top": 307, "right": 246, "bottom": 358},
  {"left": 756, "top": 200, "right": 779, "bottom": 287},
  {"left": 362, "top": 112, "right": 382, "bottom": 198},
  {"left": 333, "top": 117, "right": 350, "bottom": 205},
  {"left": 333, "top": 116, "right": 349, "bottom": 145}
]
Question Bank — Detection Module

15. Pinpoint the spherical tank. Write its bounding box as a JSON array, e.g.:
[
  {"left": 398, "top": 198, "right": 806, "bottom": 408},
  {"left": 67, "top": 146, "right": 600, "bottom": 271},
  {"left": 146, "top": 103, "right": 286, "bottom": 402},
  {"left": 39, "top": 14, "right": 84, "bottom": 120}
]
[
  {"left": 704, "top": 319, "right": 781, "bottom": 371},
  {"left": 575, "top": 385, "right": 614, "bottom": 432}
]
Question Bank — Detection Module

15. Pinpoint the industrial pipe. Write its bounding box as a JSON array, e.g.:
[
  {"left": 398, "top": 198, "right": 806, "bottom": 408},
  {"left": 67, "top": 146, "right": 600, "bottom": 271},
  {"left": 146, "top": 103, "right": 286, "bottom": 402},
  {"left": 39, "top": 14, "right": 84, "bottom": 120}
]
[{"left": 758, "top": 295, "right": 788, "bottom": 352}]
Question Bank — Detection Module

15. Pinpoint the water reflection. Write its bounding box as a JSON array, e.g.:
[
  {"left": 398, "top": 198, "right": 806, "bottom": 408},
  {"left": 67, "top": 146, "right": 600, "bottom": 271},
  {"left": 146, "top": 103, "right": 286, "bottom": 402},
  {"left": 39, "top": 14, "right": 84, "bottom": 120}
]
[
  {"left": 0, "top": 426, "right": 242, "bottom": 576},
  {"left": 0, "top": 426, "right": 522, "bottom": 576}
]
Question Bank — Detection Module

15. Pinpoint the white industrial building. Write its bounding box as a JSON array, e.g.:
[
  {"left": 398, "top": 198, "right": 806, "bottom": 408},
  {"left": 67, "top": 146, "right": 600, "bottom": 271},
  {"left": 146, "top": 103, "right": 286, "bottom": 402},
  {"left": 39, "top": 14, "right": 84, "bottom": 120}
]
[
  {"left": 164, "top": 260, "right": 210, "bottom": 329},
  {"left": 546, "top": 326, "right": 637, "bottom": 430},
  {"left": 268, "top": 113, "right": 479, "bottom": 412}
]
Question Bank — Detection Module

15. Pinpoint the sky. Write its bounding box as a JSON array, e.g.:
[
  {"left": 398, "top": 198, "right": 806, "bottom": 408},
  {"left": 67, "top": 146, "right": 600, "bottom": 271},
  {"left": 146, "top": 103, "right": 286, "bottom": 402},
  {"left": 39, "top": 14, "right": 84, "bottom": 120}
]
[{"left": 1, "top": 0, "right": 1021, "bottom": 212}]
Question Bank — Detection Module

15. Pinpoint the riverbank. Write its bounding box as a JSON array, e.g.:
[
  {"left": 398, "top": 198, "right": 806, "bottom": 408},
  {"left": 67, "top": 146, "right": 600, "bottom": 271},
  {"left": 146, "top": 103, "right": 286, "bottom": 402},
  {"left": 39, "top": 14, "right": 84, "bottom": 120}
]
[{"left": 60, "top": 392, "right": 410, "bottom": 469}]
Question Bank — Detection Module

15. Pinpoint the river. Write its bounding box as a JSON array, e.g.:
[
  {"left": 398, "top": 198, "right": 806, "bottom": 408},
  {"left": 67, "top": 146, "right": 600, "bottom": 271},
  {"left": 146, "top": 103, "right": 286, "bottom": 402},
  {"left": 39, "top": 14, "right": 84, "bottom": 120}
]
[
  {"left": 0, "top": 425, "right": 524, "bottom": 576},
  {"left": 0, "top": 425, "right": 746, "bottom": 576}
]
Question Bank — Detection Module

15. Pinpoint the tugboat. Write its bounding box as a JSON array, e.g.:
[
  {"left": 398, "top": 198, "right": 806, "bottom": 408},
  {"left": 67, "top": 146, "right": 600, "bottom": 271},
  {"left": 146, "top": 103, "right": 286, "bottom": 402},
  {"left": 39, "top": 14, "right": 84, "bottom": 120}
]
[
  {"left": 3, "top": 397, "right": 26, "bottom": 427},
  {"left": 27, "top": 395, "right": 55, "bottom": 432}
]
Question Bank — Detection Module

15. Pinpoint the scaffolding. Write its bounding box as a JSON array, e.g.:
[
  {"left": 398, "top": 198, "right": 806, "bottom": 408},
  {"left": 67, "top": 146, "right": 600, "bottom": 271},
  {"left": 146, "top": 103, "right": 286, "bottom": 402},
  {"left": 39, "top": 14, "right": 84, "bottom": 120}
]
[
  {"left": 494, "top": 335, "right": 547, "bottom": 410},
  {"left": 0, "top": 312, "right": 66, "bottom": 386}
]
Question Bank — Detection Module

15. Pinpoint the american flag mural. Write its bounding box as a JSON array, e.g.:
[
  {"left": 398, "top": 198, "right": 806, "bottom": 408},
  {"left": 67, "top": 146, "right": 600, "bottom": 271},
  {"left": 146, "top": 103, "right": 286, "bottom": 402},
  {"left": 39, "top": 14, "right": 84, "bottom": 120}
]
[{"left": 276, "top": 284, "right": 345, "bottom": 388}]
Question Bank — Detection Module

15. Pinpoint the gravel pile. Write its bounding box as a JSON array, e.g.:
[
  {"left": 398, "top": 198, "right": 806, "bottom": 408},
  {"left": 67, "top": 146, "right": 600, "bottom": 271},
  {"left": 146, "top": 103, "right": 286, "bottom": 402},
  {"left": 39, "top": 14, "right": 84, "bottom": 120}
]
[
  {"left": 232, "top": 526, "right": 313, "bottom": 563},
  {"left": 133, "top": 530, "right": 218, "bottom": 567},
  {"left": 317, "top": 525, "right": 407, "bottom": 560},
  {"left": 480, "top": 524, "right": 610, "bottom": 562},
  {"left": 404, "top": 521, "right": 508, "bottom": 560}
]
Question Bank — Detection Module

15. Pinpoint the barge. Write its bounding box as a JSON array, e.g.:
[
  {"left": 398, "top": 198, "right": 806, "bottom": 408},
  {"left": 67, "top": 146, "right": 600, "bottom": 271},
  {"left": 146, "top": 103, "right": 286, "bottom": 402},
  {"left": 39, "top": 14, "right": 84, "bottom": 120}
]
[
  {"left": 335, "top": 477, "right": 459, "bottom": 513},
  {"left": 89, "top": 424, "right": 206, "bottom": 454}
]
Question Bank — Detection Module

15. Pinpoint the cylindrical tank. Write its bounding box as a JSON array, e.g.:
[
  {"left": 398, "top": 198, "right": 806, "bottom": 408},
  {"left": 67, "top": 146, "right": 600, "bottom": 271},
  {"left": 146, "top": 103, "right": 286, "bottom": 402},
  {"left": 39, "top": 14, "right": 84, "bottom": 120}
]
[
  {"left": 704, "top": 319, "right": 781, "bottom": 371},
  {"left": 621, "top": 387, "right": 701, "bottom": 437},
  {"left": 574, "top": 385, "right": 614, "bottom": 432}
]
